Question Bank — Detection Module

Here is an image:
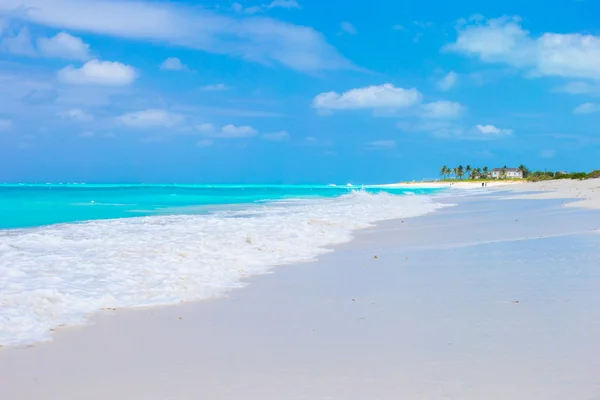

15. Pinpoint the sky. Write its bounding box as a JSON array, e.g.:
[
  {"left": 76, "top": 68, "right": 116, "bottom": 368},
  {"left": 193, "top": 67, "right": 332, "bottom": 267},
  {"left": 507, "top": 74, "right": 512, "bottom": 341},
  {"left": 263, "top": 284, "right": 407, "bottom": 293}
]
[{"left": 0, "top": 0, "right": 599, "bottom": 183}]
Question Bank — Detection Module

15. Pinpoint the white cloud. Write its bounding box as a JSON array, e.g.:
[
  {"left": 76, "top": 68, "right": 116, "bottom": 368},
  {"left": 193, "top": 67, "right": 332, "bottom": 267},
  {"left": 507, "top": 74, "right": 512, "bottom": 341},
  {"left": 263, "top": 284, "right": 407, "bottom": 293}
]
[
  {"left": 0, "top": 0, "right": 349, "bottom": 72},
  {"left": 340, "top": 22, "right": 357, "bottom": 35},
  {"left": 420, "top": 101, "right": 464, "bottom": 119},
  {"left": 200, "top": 83, "right": 230, "bottom": 91},
  {"left": 262, "top": 130, "right": 289, "bottom": 141},
  {"left": 2, "top": 28, "right": 90, "bottom": 60},
  {"left": 80, "top": 130, "right": 94, "bottom": 138},
  {"left": 313, "top": 84, "right": 422, "bottom": 110},
  {"left": 58, "top": 59, "right": 137, "bottom": 85},
  {"left": 37, "top": 32, "right": 90, "bottom": 60},
  {"left": 1, "top": 27, "right": 36, "bottom": 56},
  {"left": 368, "top": 140, "right": 396, "bottom": 149},
  {"left": 573, "top": 102, "right": 600, "bottom": 114},
  {"left": 160, "top": 57, "right": 187, "bottom": 71},
  {"left": 116, "top": 109, "right": 184, "bottom": 128},
  {"left": 398, "top": 120, "right": 512, "bottom": 140},
  {"left": 475, "top": 124, "right": 513, "bottom": 135},
  {"left": 219, "top": 124, "right": 258, "bottom": 138},
  {"left": 0, "top": 119, "right": 12, "bottom": 131},
  {"left": 58, "top": 108, "right": 94, "bottom": 121},
  {"left": 267, "top": 0, "right": 300, "bottom": 9},
  {"left": 553, "top": 81, "right": 600, "bottom": 95},
  {"left": 196, "top": 139, "right": 214, "bottom": 147},
  {"left": 539, "top": 149, "right": 556, "bottom": 158},
  {"left": 437, "top": 71, "right": 458, "bottom": 91},
  {"left": 196, "top": 123, "right": 216, "bottom": 134},
  {"left": 196, "top": 123, "right": 258, "bottom": 138},
  {"left": 446, "top": 16, "right": 600, "bottom": 80}
]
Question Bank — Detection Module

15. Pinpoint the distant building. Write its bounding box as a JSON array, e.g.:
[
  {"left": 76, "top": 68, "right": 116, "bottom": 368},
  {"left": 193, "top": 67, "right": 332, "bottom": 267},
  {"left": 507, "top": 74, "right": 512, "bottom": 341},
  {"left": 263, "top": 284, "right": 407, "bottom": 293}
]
[{"left": 490, "top": 168, "right": 523, "bottom": 179}]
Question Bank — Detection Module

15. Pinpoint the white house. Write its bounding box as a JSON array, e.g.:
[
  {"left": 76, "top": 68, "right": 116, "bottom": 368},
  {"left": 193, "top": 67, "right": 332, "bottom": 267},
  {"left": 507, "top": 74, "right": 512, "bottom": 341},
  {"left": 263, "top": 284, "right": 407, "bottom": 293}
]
[{"left": 490, "top": 168, "right": 523, "bottom": 179}]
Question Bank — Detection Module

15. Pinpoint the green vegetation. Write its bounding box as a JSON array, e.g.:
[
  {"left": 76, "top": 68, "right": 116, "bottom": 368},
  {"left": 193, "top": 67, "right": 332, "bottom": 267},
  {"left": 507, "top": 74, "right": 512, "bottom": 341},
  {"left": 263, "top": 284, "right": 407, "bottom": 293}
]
[
  {"left": 526, "top": 170, "right": 596, "bottom": 182},
  {"left": 439, "top": 165, "right": 600, "bottom": 182}
]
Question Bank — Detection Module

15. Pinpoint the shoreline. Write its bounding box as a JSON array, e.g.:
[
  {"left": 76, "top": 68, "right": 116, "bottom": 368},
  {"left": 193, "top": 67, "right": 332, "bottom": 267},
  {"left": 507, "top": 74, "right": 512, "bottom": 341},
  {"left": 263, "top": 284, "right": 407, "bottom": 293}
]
[{"left": 2, "top": 182, "right": 600, "bottom": 399}]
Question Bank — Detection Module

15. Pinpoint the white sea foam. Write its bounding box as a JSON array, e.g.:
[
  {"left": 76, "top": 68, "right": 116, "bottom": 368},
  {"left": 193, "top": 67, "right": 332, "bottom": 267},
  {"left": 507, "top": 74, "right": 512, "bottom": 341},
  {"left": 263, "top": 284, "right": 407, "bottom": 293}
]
[{"left": 0, "top": 191, "right": 449, "bottom": 347}]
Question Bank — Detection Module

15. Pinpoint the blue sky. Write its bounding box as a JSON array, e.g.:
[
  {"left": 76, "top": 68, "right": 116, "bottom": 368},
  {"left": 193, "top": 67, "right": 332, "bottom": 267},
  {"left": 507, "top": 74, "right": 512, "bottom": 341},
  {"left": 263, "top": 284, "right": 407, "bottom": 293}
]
[{"left": 0, "top": 0, "right": 599, "bottom": 183}]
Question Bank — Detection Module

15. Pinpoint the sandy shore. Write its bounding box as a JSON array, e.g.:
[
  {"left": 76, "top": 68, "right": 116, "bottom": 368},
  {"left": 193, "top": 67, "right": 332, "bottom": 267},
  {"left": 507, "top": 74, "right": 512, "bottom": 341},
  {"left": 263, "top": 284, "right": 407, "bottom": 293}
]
[
  {"left": 1, "top": 183, "right": 600, "bottom": 399},
  {"left": 378, "top": 180, "right": 525, "bottom": 189},
  {"left": 384, "top": 178, "right": 600, "bottom": 209},
  {"left": 501, "top": 178, "right": 600, "bottom": 209}
]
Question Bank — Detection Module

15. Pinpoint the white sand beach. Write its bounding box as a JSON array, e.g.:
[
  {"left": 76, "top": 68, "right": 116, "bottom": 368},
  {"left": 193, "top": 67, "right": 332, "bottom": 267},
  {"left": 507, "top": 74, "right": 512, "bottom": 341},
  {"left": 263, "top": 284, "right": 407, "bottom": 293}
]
[{"left": 1, "top": 180, "right": 600, "bottom": 399}]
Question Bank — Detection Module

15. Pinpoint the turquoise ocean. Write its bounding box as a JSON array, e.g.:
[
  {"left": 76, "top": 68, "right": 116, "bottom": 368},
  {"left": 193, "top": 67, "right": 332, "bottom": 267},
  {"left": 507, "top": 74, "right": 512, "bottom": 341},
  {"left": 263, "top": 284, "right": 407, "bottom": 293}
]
[
  {"left": 0, "top": 183, "right": 441, "bottom": 229},
  {"left": 0, "top": 183, "right": 448, "bottom": 347}
]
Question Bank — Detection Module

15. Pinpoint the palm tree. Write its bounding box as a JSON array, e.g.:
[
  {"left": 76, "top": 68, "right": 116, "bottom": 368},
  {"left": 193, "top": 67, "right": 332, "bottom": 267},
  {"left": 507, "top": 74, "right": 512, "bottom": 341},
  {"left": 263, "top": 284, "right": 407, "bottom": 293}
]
[
  {"left": 471, "top": 167, "right": 481, "bottom": 179},
  {"left": 452, "top": 167, "right": 458, "bottom": 179},
  {"left": 440, "top": 165, "right": 449, "bottom": 179},
  {"left": 465, "top": 164, "right": 472, "bottom": 178},
  {"left": 482, "top": 166, "right": 488, "bottom": 178},
  {"left": 517, "top": 164, "right": 529, "bottom": 178},
  {"left": 456, "top": 165, "right": 465, "bottom": 179}
]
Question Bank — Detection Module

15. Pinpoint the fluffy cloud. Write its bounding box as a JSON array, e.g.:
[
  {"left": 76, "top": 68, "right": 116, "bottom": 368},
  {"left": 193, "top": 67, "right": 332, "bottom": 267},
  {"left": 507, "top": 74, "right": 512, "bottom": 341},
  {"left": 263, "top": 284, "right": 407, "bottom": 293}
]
[
  {"left": 58, "top": 108, "right": 94, "bottom": 121},
  {"left": 262, "top": 130, "right": 289, "bottom": 141},
  {"left": 0, "top": 0, "right": 349, "bottom": 72},
  {"left": 1, "top": 27, "right": 35, "bottom": 56},
  {"left": 398, "top": 121, "right": 512, "bottom": 140},
  {"left": 420, "top": 101, "right": 464, "bottom": 119},
  {"left": 340, "top": 22, "right": 357, "bottom": 35},
  {"left": 0, "top": 119, "right": 12, "bottom": 131},
  {"left": 220, "top": 124, "right": 258, "bottom": 138},
  {"left": 475, "top": 124, "right": 513, "bottom": 135},
  {"left": 313, "top": 84, "right": 422, "bottom": 110},
  {"left": 2, "top": 28, "right": 90, "bottom": 60},
  {"left": 116, "top": 109, "right": 184, "bottom": 128},
  {"left": 197, "top": 123, "right": 259, "bottom": 138},
  {"left": 160, "top": 57, "right": 187, "bottom": 71},
  {"left": 573, "top": 102, "right": 600, "bottom": 114},
  {"left": 58, "top": 60, "right": 137, "bottom": 85},
  {"left": 37, "top": 32, "right": 90, "bottom": 60},
  {"left": 446, "top": 16, "right": 600, "bottom": 80},
  {"left": 200, "top": 83, "right": 230, "bottom": 91},
  {"left": 437, "top": 71, "right": 458, "bottom": 91}
]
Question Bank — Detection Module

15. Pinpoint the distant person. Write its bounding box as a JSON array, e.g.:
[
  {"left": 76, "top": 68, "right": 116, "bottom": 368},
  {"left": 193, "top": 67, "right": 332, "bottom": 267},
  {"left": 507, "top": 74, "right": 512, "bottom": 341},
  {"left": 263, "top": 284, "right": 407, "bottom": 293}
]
[{"left": 482, "top": 182, "right": 484, "bottom": 187}]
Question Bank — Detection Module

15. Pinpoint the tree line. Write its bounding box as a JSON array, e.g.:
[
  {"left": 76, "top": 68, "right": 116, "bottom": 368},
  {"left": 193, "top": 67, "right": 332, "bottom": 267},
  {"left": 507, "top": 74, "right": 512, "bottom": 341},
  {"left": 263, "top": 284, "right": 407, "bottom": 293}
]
[
  {"left": 439, "top": 165, "right": 600, "bottom": 181},
  {"left": 439, "top": 165, "right": 529, "bottom": 180}
]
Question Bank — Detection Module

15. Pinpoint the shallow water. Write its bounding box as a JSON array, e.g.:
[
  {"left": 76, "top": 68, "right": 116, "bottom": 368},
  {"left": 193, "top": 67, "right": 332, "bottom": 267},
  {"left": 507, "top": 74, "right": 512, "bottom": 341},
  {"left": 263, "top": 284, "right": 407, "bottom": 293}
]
[{"left": 0, "top": 184, "right": 448, "bottom": 346}]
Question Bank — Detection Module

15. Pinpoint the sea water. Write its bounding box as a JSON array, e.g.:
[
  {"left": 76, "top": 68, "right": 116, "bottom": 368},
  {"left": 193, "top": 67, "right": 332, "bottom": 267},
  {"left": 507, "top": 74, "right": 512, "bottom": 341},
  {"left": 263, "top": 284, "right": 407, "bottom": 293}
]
[{"left": 0, "top": 184, "right": 447, "bottom": 346}]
